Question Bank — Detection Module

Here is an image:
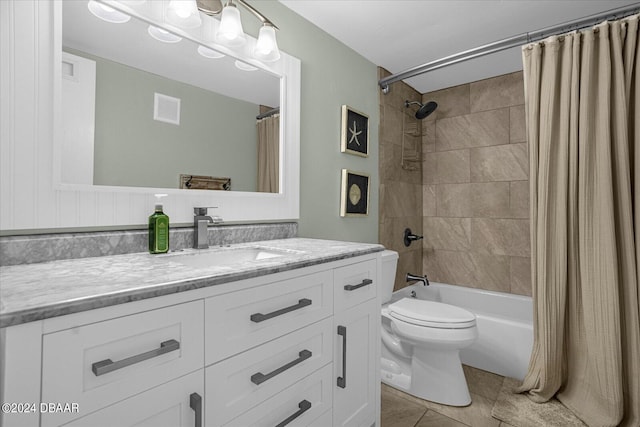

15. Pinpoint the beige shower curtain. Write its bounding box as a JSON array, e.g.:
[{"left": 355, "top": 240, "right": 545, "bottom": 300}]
[
  {"left": 257, "top": 114, "right": 279, "bottom": 193},
  {"left": 517, "top": 14, "right": 640, "bottom": 427}
]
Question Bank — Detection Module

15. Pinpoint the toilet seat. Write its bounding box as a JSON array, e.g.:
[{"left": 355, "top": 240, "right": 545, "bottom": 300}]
[{"left": 389, "top": 298, "right": 476, "bottom": 329}]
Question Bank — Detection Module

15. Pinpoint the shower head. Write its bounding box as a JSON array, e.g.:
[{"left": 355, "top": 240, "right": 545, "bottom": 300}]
[{"left": 404, "top": 100, "right": 438, "bottom": 120}]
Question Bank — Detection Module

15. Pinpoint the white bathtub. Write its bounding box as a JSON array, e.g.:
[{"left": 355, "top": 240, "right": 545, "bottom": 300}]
[{"left": 389, "top": 282, "right": 533, "bottom": 380}]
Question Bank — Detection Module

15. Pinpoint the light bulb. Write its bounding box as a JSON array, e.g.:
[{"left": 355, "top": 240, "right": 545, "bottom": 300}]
[
  {"left": 216, "top": 3, "right": 245, "bottom": 47},
  {"left": 166, "top": 0, "right": 202, "bottom": 29},
  {"left": 87, "top": 0, "right": 131, "bottom": 23},
  {"left": 253, "top": 24, "right": 280, "bottom": 62}
]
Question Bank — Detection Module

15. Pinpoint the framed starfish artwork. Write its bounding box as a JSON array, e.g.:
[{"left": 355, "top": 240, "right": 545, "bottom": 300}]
[
  {"left": 340, "top": 105, "right": 369, "bottom": 157},
  {"left": 340, "top": 169, "right": 370, "bottom": 217}
]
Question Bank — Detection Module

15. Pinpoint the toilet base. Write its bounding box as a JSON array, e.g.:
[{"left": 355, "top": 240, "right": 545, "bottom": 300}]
[{"left": 381, "top": 349, "right": 471, "bottom": 407}]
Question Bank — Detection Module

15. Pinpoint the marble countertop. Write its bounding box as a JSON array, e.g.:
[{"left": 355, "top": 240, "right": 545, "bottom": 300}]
[{"left": 0, "top": 238, "right": 384, "bottom": 328}]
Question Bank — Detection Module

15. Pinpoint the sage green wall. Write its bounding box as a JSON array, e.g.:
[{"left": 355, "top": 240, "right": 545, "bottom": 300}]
[
  {"left": 66, "top": 49, "right": 259, "bottom": 191},
  {"left": 243, "top": 1, "right": 380, "bottom": 243}
]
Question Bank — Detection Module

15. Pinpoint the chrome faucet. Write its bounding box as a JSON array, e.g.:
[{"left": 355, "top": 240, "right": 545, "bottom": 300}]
[
  {"left": 193, "top": 207, "right": 222, "bottom": 249},
  {"left": 406, "top": 273, "right": 430, "bottom": 286}
]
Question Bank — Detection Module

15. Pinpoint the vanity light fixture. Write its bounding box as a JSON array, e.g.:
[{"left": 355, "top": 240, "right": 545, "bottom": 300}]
[
  {"left": 166, "top": 0, "right": 202, "bottom": 29},
  {"left": 87, "top": 0, "right": 131, "bottom": 23},
  {"left": 203, "top": 0, "right": 281, "bottom": 62},
  {"left": 148, "top": 25, "right": 183, "bottom": 43},
  {"left": 254, "top": 24, "right": 280, "bottom": 62},
  {"left": 216, "top": 1, "right": 246, "bottom": 47}
]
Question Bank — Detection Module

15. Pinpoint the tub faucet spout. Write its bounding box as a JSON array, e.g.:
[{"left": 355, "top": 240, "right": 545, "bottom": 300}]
[{"left": 406, "top": 273, "right": 430, "bottom": 286}]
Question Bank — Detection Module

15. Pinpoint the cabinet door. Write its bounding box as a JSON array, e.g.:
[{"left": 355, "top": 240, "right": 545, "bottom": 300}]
[
  {"left": 63, "top": 371, "right": 204, "bottom": 427},
  {"left": 41, "top": 300, "right": 204, "bottom": 427},
  {"left": 333, "top": 301, "right": 378, "bottom": 427}
]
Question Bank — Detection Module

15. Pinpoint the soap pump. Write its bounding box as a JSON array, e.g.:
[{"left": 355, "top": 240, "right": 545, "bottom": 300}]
[{"left": 149, "top": 194, "right": 169, "bottom": 254}]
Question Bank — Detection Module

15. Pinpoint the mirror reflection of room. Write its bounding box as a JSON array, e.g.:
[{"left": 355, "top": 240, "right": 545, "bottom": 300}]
[{"left": 61, "top": 1, "right": 281, "bottom": 192}]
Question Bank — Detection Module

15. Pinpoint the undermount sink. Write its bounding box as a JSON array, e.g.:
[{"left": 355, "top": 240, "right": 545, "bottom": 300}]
[{"left": 163, "top": 246, "right": 296, "bottom": 269}]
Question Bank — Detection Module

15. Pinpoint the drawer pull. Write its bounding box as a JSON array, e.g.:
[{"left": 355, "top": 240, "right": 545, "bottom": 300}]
[
  {"left": 275, "top": 400, "right": 312, "bottom": 427},
  {"left": 91, "top": 339, "right": 180, "bottom": 376},
  {"left": 337, "top": 325, "right": 347, "bottom": 388},
  {"left": 344, "top": 278, "right": 373, "bottom": 291},
  {"left": 251, "top": 349, "right": 312, "bottom": 385},
  {"left": 190, "top": 392, "right": 202, "bottom": 427},
  {"left": 250, "top": 298, "right": 312, "bottom": 323}
]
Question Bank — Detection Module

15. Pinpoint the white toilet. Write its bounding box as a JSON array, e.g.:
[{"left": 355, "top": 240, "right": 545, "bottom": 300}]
[{"left": 380, "top": 250, "right": 478, "bottom": 406}]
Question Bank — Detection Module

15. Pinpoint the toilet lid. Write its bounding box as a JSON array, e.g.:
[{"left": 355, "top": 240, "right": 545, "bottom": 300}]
[{"left": 388, "top": 298, "right": 476, "bottom": 329}]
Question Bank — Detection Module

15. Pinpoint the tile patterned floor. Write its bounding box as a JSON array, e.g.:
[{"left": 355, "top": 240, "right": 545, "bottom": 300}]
[{"left": 381, "top": 365, "right": 515, "bottom": 427}]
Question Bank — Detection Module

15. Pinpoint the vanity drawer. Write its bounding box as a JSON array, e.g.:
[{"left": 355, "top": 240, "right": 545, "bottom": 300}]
[
  {"left": 215, "top": 362, "right": 333, "bottom": 427},
  {"left": 334, "top": 259, "right": 377, "bottom": 311},
  {"left": 61, "top": 370, "right": 203, "bottom": 427},
  {"left": 205, "top": 270, "right": 333, "bottom": 363},
  {"left": 206, "top": 317, "right": 333, "bottom": 426},
  {"left": 41, "top": 301, "right": 204, "bottom": 427}
]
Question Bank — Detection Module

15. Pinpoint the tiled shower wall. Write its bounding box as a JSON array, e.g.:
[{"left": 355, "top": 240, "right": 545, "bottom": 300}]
[
  {"left": 421, "top": 72, "right": 531, "bottom": 296},
  {"left": 378, "top": 68, "right": 424, "bottom": 290}
]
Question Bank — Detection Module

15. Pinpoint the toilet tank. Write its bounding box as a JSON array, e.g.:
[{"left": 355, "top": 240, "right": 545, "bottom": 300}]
[{"left": 380, "top": 250, "right": 399, "bottom": 304}]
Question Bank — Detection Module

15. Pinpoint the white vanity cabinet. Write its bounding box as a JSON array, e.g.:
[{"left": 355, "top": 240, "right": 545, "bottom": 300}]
[
  {"left": 0, "top": 252, "right": 381, "bottom": 427},
  {"left": 333, "top": 260, "right": 380, "bottom": 427}
]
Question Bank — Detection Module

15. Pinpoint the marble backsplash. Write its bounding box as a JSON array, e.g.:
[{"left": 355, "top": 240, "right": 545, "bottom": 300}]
[{"left": 0, "top": 222, "right": 297, "bottom": 266}]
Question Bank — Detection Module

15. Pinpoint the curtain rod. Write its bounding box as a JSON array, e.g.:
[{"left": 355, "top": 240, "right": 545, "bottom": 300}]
[
  {"left": 256, "top": 107, "right": 280, "bottom": 120},
  {"left": 378, "top": 2, "right": 640, "bottom": 93}
]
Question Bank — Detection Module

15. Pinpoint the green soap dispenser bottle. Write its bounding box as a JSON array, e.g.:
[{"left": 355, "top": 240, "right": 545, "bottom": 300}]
[{"left": 149, "top": 194, "right": 169, "bottom": 254}]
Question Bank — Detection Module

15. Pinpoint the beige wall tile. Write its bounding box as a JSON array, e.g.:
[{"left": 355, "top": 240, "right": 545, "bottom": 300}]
[
  {"left": 470, "top": 72, "right": 524, "bottom": 113},
  {"left": 510, "top": 105, "right": 526, "bottom": 143},
  {"left": 383, "top": 181, "right": 422, "bottom": 218},
  {"left": 510, "top": 256, "right": 532, "bottom": 296},
  {"left": 436, "top": 150, "right": 470, "bottom": 183},
  {"left": 423, "top": 217, "right": 471, "bottom": 251},
  {"left": 380, "top": 140, "right": 400, "bottom": 183},
  {"left": 509, "top": 180, "right": 529, "bottom": 218},
  {"left": 437, "top": 184, "right": 472, "bottom": 217},
  {"left": 426, "top": 250, "right": 475, "bottom": 286},
  {"left": 436, "top": 109, "right": 509, "bottom": 151},
  {"left": 423, "top": 153, "right": 436, "bottom": 185},
  {"left": 470, "top": 143, "right": 528, "bottom": 182},
  {"left": 423, "top": 185, "right": 437, "bottom": 217},
  {"left": 470, "top": 253, "right": 511, "bottom": 292},
  {"left": 423, "top": 83, "right": 470, "bottom": 121},
  {"left": 422, "top": 121, "right": 435, "bottom": 153},
  {"left": 470, "top": 182, "right": 510, "bottom": 218},
  {"left": 471, "top": 218, "right": 510, "bottom": 255},
  {"left": 510, "top": 219, "right": 530, "bottom": 257},
  {"left": 383, "top": 106, "right": 404, "bottom": 145}
]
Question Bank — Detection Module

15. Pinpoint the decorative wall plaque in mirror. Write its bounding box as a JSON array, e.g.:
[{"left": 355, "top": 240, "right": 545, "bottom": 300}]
[{"left": 62, "top": 1, "right": 280, "bottom": 193}]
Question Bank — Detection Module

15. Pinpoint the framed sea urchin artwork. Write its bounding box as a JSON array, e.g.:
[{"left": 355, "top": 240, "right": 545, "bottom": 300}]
[
  {"left": 340, "top": 105, "right": 369, "bottom": 157},
  {"left": 340, "top": 169, "right": 370, "bottom": 217}
]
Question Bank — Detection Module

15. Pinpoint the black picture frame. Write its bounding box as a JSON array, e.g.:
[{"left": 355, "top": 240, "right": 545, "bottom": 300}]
[
  {"left": 340, "top": 169, "right": 370, "bottom": 217},
  {"left": 340, "top": 105, "right": 369, "bottom": 157}
]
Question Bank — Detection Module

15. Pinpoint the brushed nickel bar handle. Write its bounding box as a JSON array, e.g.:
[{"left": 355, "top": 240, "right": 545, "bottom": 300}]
[
  {"left": 91, "top": 339, "right": 180, "bottom": 376},
  {"left": 250, "top": 298, "right": 312, "bottom": 323},
  {"left": 251, "top": 350, "right": 312, "bottom": 385},
  {"left": 344, "top": 278, "right": 373, "bottom": 291},
  {"left": 275, "top": 400, "right": 312, "bottom": 427},
  {"left": 337, "top": 325, "right": 347, "bottom": 388},
  {"left": 190, "top": 392, "right": 202, "bottom": 427}
]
